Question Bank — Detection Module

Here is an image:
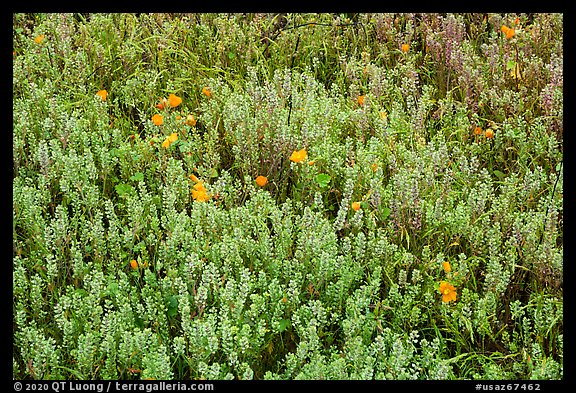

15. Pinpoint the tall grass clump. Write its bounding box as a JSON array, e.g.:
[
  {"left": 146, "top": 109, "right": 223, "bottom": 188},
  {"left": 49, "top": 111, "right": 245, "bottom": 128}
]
[{"left": 13, "top": 13, "right": 562, "bottom": 380}]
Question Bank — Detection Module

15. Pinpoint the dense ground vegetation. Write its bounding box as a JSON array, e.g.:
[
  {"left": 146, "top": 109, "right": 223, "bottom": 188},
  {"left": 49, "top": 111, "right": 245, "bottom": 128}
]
[{"left": 13, "top": 13, "right": 563, "bottom": 380}]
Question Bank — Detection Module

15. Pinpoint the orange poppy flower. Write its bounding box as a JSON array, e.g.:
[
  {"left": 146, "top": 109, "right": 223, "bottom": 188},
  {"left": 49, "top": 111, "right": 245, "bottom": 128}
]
[
  {"left": 255, "top": 175, "right": 268, "bottom": 187},
  {"left": 34, "top": 34, "right": 45, "bottom": 44},
  {"left": 192, "top": 189, "right": 210, "bottom": 202},
  {"left": 161, "top": 133, "right": 177, "bottom": 149},
  {"left": 474, "top": 126, "right": 482, "bottom": 135},
  {"left": 443, "top": 261, "right": 452, "bottom": 273},
  {"left": 202, "top": 87, "right": 212, "bottom": 97},
  {"left": 501, "top": 25, "right": 515, "bottom": 39},
  {"left": 152, "top": 114, "right": 164, "bottom": 126},
  {"left": 200, "top": 193, "right": 210, "bottom": 202},
  {"left": 289, "top": 148, "right": 307, "bottom": 163},
  {"left": 96, "top": 90, "right": 108, "bottom": 101},
  {"left": 351, "top": 201, "right": 361, "bottom": 211},
  {"left": 130, "top": 259, "right": 138, "bottom": 269},
  {"left": 357, "top": 95, "right": 365, "bottom": 106},
  {"left": 168, "top": 132, "right": 178, "bottom": 143},
  {"left": 485, "top": 129, "right": 494, "bottom": 139},
  {"left": 401, "top": 43, "right": 410, "bottom": 53},
  {"left": 438, "top": 281, "right": 457, "bottom": 303},
  {"left": 192, "top": 183, "right": 210, "bottom": 202},
  {"left": 186, "top": 114, "right": 197, "bottom": 127},
  {"left": 193, "top": 181, "right": 207, "bottom": 193},
  {"left": 168, "top": 93, "right": 182, "bottom": 108}
]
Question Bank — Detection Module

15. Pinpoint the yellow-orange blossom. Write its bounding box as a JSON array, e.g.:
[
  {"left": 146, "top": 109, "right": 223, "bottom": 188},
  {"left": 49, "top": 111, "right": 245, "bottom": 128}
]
[
  {"left": 290, "top": 149, "right": 307, "bottom": 163},
  {"left": 438, "top": 281, "right": 457, "bottom": 303},
  {"left": 256, "top": 176, "right": 268, "bottom": 187}
]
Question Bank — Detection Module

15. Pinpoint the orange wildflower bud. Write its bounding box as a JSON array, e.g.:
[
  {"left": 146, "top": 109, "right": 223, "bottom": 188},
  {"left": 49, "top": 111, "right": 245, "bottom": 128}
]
[
  {"left": 485, "top": 128, "right": 494, "bottom": 139},
  {"left": 401, "top": 43, "right": 409, "bottom": 53},
  {"left": 156, "top": 97, "right": 168, "bottom": 110},
  {"left": 202, "top": 87, "right": 212, "bottom": 97},
  {"left": 474, "top": 126, "right": 482, "bottom": 135},
  {"left": 443, "top": 261, "right": 452, "bottom": 273},
  {"left": 357, "top": 95, "right": 365, "bottom": 106},
  {"left": 130, "top": 259, "right": 138, "bottom": 269},
  {"left": 351, "top": 201, "right": 361, "bottom": 211},
  {"left": 34, "top": 34, "right": 45, "bottom": 44}
]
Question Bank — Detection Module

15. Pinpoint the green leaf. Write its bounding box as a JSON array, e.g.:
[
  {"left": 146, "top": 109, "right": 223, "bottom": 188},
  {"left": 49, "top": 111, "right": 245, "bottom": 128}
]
[
  {"left": 133, "top": 241, "right": 146, "bottom": 253},
  {"left": 129, "top": 172, "right": 144, "bottom": 182},
  {"left": 115, "top": 183, "right": 134, "bottom": 197},
  {"left": 278, "top": 318, "right": 291, "bottom": 332},
  {"left": 74, "top": 288, "right": 88, "bottom": 298},
  {"left": 167, "top": 296, "right": 179, "bottom": 318},
  {"left": 134, "top": 316, "right": 145, "bottom": 329},
  {"left": 493, "top": 170, "right": 505, "bottom": 180},
  {"left": 506, "top": 60, "right": 516, "bottom": 71},
  {"left": 380, "top": 207, "right": 391, "bottom": 220},
  {"left": 106, "top": 282, "right": 119, "bottom": 297},
  {"left": 315, "top": 173, "right": 332, "bottom": 188},
  {"left": 556, "top": 163, "right": 562, "bottom": 173}
]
